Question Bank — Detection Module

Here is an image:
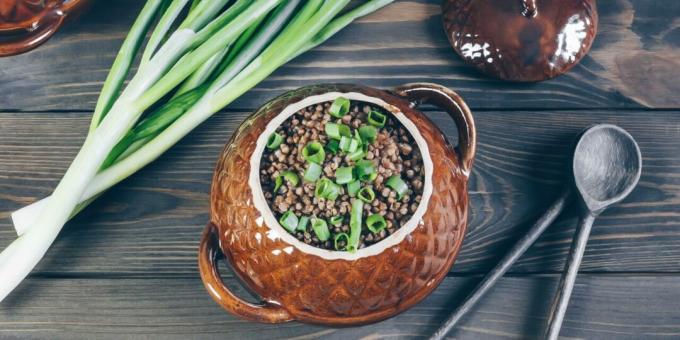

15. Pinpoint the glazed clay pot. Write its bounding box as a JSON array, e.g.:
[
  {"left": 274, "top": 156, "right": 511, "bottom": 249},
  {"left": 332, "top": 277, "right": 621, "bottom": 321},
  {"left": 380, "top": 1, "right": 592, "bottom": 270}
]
[
  {"left": 199, "top": 83, "right": 476, "bottom": 325},
  {"left": 0, "top": 0, "right": 89, "bottom": 57}
]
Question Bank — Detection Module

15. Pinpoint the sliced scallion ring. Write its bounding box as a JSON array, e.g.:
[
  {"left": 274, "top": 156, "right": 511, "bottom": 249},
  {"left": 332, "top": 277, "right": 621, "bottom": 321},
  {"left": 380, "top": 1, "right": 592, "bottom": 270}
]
[
  {"left": 334, "top": 166, "right": 355, "bottom": 184},
  {"left": 274, "top": 170, "right": 299, "bottom": 192},
  {"left": 366, "top": 214, "right": 387, "bottom": 234},
  {"left": 325, "top": 123, "right": 351, "bottom": 140},
  {"left": 279, "top": 211, "right": 298, "bottom": 233},
  {"left": 354, "top": 160, "right": 376, "bottom": 181},
  {"left": 386, "top": 175, "right": 409, "bottom": 199},
  {"left": 315, "top": 178, "right": 342, "bottom": 200},
  {"left": 297, "top": 216, "right": 310, "bottom": 231},
  {"left": 334, "top": 232, "right": 349, "bottom": 251},
  {"left": 367, "top": 110, "right": 387, "bottom": 127},
  {"left": 347, "top": 149, "right": 365, "bottom": 162},
  {"left": 303, "top": 162, "right": 322, "bottom": 182},
  {"left": 329, "top": 97, "right": 350, "bottom": 118},
  {"left": 302, "top": 141, "right": 325, "bottom": 164},
  {"left": 329, "top": 215, "right": 343, "bottom": 226},
  {"left": 266, "top": 132, "right": 284, "bottom": 150},
  {"left": 358, "top": 125, "right": 377, "bottom": 144},
  {"left": 358, "top": 186, "right": 375, "bottom": 203},
  {"left": 311, "top": 218, "right": 331, "bottom": 241},
  {"left": 326, "top": 139, "right": 340, "bottom": 154}
]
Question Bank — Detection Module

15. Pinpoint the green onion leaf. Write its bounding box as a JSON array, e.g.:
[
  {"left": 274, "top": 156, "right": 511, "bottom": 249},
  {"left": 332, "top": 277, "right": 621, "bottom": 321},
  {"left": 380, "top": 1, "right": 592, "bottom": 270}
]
[
  {"left": 303, "top": 162, "right": 322, "bottom": 182},
  {"left": 367, "top": 110, "right": 387, "bottom": 127},
  {"left": 279, "top": 210, "right": 298, "bottom": 233},
  {"left": 274, "top": 170, "right": 299, "bottom": 192},
  {"left": 334, "top": 166, "right": 355, "bottom": 184},
  {"left": 315, "top": 178, "right": 342, "bottom": 200},
  {"left": 326, "top": 139, "right": 340, "bottom": 154},
  {"left": 311, "top": 218, "right": 331, "bottom": 241},
  {"left": 348, "top": 199, "right": 363, "bottom": 252},
  {"left": 334, "top": 232, "right": 349, "bottom": 251},
  {"left": 358, "top": 125, "right": 377, "bottom": 144},
  {"left": 366, "top": 214, "right": 387, "bottom": 234},
  {"left": 354, "top": 160, "right": 376, "bottom": 181},
  {"left": 386, "top": 175, "right": 409, "bottom": 199},
  {"left": 302, "top": 141, "right": 325, "bottom": 164},
  {"left": 266, "top": 132, "right": 284, "bottom": 150},
  {"left": 358, "top": 186, "right": 375, "bottom": 203},
  {"left": 329, "top": 215, "right": 343, "bottom": 226},
  {"left": 329, "top": 96, "right": 350, "bottom": 118},
  {"left": 297, "top": 216, "right": 310, "bottom": 231},
  {"left": 346, "top": 180, "right": 361, "bottom": 197},
  {"left": 325, "top": 122, "right": 351, "bottom": 140}
]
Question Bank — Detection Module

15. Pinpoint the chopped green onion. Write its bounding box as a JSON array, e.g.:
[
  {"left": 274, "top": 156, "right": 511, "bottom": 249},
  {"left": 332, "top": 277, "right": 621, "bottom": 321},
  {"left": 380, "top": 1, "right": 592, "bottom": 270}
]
[
  {"left": 329, "top": 96, "right": 350, "bottom": 118},
  {"left": 279, "top": 210, "right": 298, "bottom": 233},
  {"left": 274, "top": 170, "right": 299, "bottom": 192},
  {"left": 338, "top": 136, "right": 359, "bottom": 153},
  {"left": 315, "top": 178, "right": 342, "bottom": 200},
  {"left": 266, "top": 132, "right": 284, "bottom": 150},
  {"left": 335, "top": 166, "right": 355, "bottom": 184},
  {"left": 348, "top": 199, "right": 363, "bottom": 252},
  {"left": 354, "top": 129, "right": 363, "bottom": 145},
  {"left": 346, "top": 180, "right": 361, "bottom": 197},
  {"left": 358, "top": 186, "right": 375, "bottom": 203},
  {"left": 303, "top": 162, "right": 322, "bottom": 182},
  {"left": 367, "top": 172, "right": 378, "bottom": 182},
  {"left": 329, "top": 215, "right": 343, "bottom": 226},
  {"left": 334, "top": 232, "right": 349, "bottom": 251},
  {"left": 366, "top": 214, "right": 387, "bottom": 234},
  {"left": 354, "top": 160, "right": 376, "bottom": 181},
  {"left": 367, "top": 110, "right": 387, "bottom": 127},
  {"left": 386, "top": 175, "right": 409, "bottom": 199},
  {"left": 302, "top": 141, "right": 325, "bottom": 164},
  {"left": 311, "top": 218, "right": 331, "bottom": 241},
  {"left": 297, "top": 216, "right": 310, "bottom": 231},
  {"left": 325, "top": 123, "right": 351, "bottom": 140},
  {"left": 347, "top": 149, "right": 365, "bottom": 161},
  {"left": 326, "top": 139, "right": 340, "bottom": 154},
  {"left": 358, "top": 125, "right": 377, "bottom": 144}
]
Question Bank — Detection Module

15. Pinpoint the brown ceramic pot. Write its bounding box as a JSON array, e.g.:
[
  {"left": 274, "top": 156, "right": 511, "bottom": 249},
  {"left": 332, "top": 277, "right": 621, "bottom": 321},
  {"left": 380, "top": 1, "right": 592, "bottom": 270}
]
[
  {"left": 0, "top": 0, "right": 89, "bottom": 57},
  {"left": 199, "top": 83, "right": 476, "bottom": 325}
]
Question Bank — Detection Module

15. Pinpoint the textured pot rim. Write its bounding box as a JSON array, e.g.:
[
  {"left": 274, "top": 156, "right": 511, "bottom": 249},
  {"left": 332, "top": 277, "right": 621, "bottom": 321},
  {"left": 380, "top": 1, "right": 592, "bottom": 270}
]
[{"left": 248, "top": 91, "right": 434, "bottom": 261}]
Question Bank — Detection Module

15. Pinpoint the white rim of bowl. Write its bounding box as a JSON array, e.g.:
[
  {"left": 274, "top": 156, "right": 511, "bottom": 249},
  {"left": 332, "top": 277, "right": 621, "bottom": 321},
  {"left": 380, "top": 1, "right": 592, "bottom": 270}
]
[{"left": 248, "top": 91, "right": 433, "bottom": 261}]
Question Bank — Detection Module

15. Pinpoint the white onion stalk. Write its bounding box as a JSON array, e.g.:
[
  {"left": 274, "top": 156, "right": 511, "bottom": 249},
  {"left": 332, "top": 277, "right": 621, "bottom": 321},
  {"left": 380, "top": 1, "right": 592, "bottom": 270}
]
[{"left": 3, "top": 0, "right": 395, "bottom": 302}]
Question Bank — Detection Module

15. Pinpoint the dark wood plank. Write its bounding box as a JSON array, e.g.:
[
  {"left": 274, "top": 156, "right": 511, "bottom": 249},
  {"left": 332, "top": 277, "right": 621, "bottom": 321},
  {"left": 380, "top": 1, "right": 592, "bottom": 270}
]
[
  {"left": 1, "top": 275, "right": 678, "bottom": 339},
  {"left": 0, "top": 109, "right": 678, "bottom": 275},
  {"left": 1, "top": 0, "right": 679, "bottom": 111}
]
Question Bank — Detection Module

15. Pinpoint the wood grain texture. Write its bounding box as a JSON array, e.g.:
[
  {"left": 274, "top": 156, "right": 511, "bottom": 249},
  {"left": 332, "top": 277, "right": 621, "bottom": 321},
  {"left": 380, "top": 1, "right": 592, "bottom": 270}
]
[
  {"left": 1, "top": 275, "right": 678, "bottom": 339},
  {"left": 0, "top": 0, "right": 678, "bottom": 111},
  {"left": 0, "top": 109, "right": 678, "bottom": 275}
]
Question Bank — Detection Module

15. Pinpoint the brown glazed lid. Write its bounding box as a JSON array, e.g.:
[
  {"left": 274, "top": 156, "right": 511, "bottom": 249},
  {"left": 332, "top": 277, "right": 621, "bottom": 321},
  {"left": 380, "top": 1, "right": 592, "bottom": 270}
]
[
  {"left": 0, "top": 0, "right": 89, "bottom": 57},
  {"left": 442, "top": 0, "right": 598, "bottom": 82}
]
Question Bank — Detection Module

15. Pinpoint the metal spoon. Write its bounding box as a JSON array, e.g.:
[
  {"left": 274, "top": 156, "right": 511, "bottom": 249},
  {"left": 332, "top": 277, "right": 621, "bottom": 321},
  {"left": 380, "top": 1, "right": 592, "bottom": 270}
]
[
  {"left": 430, "top": 124, "right": 641, "bottom": 340},
  {"left": 545, "top": 124, "right": 642, "bottom": 339}
]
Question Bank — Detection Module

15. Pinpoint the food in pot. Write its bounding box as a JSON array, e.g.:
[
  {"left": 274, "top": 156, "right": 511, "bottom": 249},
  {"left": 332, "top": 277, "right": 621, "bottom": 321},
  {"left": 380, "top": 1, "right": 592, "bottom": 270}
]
[{"left": 260, "top": 97, "right": 425, "bottom": 251}]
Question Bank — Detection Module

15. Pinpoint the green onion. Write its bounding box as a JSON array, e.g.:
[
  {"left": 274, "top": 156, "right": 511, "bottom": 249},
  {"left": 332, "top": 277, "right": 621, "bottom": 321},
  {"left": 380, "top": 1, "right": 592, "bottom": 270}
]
[
  {"left": 274, "top": 170, "right": 299, "bottom": 192},
  {"left": 347, "top": 149, "right": 365, "bottom": 161},
  {"left": 329, "top": 215, "right": 343, "bottom": 226},
  {"left": 386, "top": 175, "right": 409, "bottom": 199},
  {"left": 326, "top": 139, "right": 340, "bottom": 154},
  {"left": 346, "top": 180, "right": 361, "bottom": 197},
  {"left": 348, "top": 199, "right": 363, "bottom": 252},
  {"left": 279, "top": 210, "right": 298, "bottom": 233},
  {"left": 354, "top": 160, "right": 376, "bottom": 181},
  {"left": 358, "top": 186, "right": 375, "bottom": 203},
  {"left": 325, "top": 123, "right": 351, "bottom": 140},
  {"left": 311, "top": 218, "right": 331, "bottom": 241},
  {"left": 338, "top": 136, "right": 353, "bottom": 153},
  {"left": 297, "top": 216, "right": 310, "bottom": 231},
  {"left": 329, "top": 96, "right": 350, "bottom": 118},
  {"left": 334, "top": 166, "right": 355, "bottom": 184},
  {"left": 366, "top": 214, "right": 387, "bottom": 234},
  {"left": 358, "top": 125, "right": 377, "bottom": 144},
  {"left": 303, "top": 162, "right": 322, "bottom": 182},
  {"left": 334, "top": 232, "right": 349, "bottom": 251},
  {"left": 367, "top": 110, "right": 387, "bottom": 127},
  {"left": 315, "top": 178, "right": 342, "bottom": 200},
  {"left": 302, "top": 141, "right": 325, "bottom": 164},
  {"left": 266, "top": 132, "right": 284, "bottom": 150}
]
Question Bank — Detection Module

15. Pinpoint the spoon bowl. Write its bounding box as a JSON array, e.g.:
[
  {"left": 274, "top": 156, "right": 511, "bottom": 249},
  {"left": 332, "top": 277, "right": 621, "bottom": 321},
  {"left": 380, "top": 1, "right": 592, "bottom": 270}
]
[{"left": 572, "top": 124, "right": 642, "bottom": 213}]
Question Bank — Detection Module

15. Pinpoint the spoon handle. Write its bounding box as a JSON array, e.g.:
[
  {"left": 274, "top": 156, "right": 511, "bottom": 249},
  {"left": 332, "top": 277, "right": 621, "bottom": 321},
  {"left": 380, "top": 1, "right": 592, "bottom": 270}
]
[
  {"left": 544, "top": 212, "right": 597, "bottom": 340},
  {"left": 429, "top": 189, "right": 571, "bottom": 340}
]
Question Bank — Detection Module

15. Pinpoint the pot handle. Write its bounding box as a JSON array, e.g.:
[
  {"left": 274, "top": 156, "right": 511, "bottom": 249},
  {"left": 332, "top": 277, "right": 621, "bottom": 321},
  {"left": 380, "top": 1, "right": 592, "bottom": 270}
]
[
  {"left": 394, "top": 83, "right": 476, "bottom": 177},
  {"left": 198, "top": 222, "right": 293, "bottom": 323}
]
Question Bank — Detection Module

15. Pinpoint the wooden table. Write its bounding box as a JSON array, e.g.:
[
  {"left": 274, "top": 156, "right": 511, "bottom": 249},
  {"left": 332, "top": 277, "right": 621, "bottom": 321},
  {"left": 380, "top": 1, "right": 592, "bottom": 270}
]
[{"left": 1, "top": 1, "right": 679, "bottom": 338}]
